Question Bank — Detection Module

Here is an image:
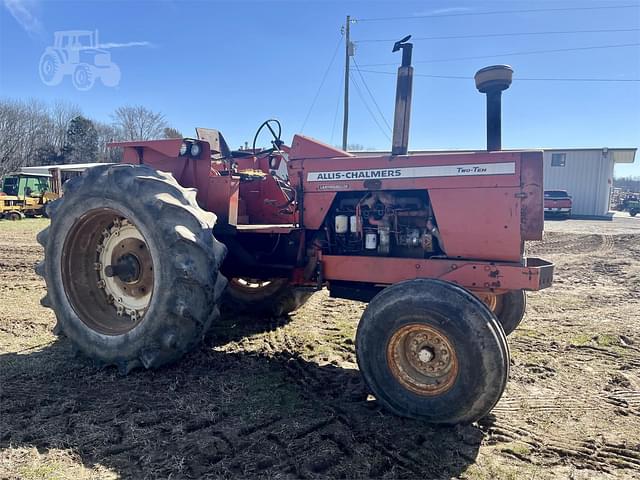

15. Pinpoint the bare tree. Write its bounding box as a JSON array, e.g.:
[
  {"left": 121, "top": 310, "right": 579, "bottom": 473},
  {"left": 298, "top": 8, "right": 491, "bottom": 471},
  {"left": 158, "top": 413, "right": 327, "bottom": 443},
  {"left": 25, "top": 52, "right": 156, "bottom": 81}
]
[
  {"left": 20, "top": 99, "right": 52, "bottom": 167},
  {"left": 0, "top": 99, "right": 25, "bottom": 175},
  {"left": 0, "top": 98, "right": 56, "bottom": 175},
  {"left": 112, "top": 105, "right": 167, "bottom": 141},
  {"left": 0, "top": 99, "right": 176, "bottom": 175},
  {"left": 95, "top": 121, "right": 123, "bottom": 163},
  {"left": 614, "top": 176, "right": 640, "bottom": 192},
  {"left": 49, "top": 100, "right": 81, "bottom": 152},
  {"left": 163, "top": 127, "right": 183, "bottom": 139}
]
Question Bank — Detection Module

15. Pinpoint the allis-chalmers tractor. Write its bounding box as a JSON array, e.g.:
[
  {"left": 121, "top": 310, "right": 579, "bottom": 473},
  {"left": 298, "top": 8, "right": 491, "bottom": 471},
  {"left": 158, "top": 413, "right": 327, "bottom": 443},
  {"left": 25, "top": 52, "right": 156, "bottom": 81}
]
[{"left": 37, "top": 38, "right": 553, "bottom": 425}]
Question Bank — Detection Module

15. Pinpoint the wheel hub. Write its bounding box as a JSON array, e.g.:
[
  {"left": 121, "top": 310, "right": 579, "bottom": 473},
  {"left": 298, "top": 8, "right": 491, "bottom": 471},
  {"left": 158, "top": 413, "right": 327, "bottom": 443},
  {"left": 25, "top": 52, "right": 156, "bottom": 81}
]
[
  {"left": 104, "top": 253, "right": 141, "bottom": 283},
  {"left": 387, "top": 323, "right": 458, "bottom": 396},
  {"left": 97, "top": 218, "right": 153, "bottom": 321}
]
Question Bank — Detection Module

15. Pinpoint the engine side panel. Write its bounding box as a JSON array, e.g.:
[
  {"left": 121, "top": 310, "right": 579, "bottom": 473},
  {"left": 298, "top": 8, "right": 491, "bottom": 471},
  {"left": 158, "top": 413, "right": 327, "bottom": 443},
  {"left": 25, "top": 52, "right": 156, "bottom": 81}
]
[
  {"left": 428, "top": 187, "right": 521, "bottom": 262},
  {"left": 291, "top": 147, "right": 537, "bottom": 263}
]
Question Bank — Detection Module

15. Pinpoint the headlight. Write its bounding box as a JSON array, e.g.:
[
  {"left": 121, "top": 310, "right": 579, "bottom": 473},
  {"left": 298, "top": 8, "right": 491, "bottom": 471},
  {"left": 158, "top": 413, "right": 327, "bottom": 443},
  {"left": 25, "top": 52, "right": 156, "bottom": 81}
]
[
  {"left": 190, "top": 143, "right": 201, "bottom": 157},
  {"left": 179, "top": 142, "right": 188, "bottom": 156}
]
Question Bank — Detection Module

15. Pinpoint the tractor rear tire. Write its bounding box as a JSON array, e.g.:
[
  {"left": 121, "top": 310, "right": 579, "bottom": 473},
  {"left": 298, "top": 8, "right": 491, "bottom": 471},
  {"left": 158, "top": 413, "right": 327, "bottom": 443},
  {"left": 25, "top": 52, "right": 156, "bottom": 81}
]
[
  {"left": 477, "top": 290, "right": 527, "bottom": 336},
  {"left": 356, "top": 279, "right": 509, "bottom": 425},
  {"left": 36, "top": 164, "right": 227, "bottom": 373},
  {"left": 631, "top": 209, "right": 638, "bottom": 217},
  {"left": 494, "top": 290, "right": 527, "bottom": 336},
  {"left": 39, "top": 51, "right": 63, "bottom": 86},
  {"left": 222, "top": 278, "right": 314, "bottom": 318}
]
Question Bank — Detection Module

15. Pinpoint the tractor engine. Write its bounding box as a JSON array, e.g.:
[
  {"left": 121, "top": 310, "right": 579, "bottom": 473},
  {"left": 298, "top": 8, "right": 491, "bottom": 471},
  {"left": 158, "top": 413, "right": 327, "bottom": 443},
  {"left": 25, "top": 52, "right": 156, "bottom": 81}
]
[{"left": 327, "top": 191, "right": 441, "bottom": 258}]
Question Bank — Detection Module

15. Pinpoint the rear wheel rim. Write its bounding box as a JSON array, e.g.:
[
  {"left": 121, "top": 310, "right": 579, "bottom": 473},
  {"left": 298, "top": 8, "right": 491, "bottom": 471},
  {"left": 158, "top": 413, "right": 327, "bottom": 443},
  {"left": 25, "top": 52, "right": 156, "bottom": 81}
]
[
  {"left": 477, "top": 292, "right": 504, "bottom": 316},
  {"left": 61, "top": 208, "right": 154, "bottom": 335},
  {"left": 386, "top": 323, "right": 459, "bottom": 396}
]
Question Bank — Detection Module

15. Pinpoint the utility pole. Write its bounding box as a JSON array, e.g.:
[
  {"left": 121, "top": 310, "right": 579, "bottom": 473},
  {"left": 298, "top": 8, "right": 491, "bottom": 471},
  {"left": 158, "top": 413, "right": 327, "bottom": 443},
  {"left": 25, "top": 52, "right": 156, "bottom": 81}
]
[{"left": 342, "top": 15, "right": 352, "bottom": 151}]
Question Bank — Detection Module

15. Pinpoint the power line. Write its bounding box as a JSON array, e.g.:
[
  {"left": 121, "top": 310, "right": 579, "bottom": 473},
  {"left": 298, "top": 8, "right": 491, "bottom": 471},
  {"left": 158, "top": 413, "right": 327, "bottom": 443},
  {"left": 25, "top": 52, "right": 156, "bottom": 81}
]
[
  {"left": 354, "top": 68, "right": 640, "bottom": 82},
  {"left": 350, "top": 74, "right": 391, "bottom": 141},
  {"left": 358, "top": 42, "right": 640, "bottom": 66},
  {"left": 352, "top": 58, "right": 392, "bottom": 132},
  {"left": 300, "top": 34, "right": 343, "bottom": 132},
  {"left": 357, "top": 27, "right": 640, "bottom": 43},
  {"left": 356, "top": 4, "right": 640, "bottom": 22},
  {"left": 330, "top": 82, "right": 343, "bottom": 145}
]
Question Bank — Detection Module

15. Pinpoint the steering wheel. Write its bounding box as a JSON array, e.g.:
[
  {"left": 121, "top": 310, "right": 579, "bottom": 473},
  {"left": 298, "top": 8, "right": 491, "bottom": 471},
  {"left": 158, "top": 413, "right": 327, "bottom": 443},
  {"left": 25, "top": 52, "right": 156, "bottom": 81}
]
[{"left": 252, "top": 119, "right": 282, "bottom": 154}]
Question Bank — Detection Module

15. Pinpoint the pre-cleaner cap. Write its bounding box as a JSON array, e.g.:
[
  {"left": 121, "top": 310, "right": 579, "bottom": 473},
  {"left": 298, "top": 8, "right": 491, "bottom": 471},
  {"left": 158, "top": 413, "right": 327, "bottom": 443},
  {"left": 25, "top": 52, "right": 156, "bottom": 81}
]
[{"left": 474, "top": 65, "right": 513, "bottom": 93}]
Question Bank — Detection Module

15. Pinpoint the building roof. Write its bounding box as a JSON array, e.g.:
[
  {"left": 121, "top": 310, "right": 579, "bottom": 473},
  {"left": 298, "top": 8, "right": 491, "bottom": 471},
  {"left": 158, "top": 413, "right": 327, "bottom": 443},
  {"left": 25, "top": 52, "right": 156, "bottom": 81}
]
[
  {"left": 6, "top": 172, "right": 52, "bottom": 178},
  {"left": 21, "top": 163, "right": 113, "bottom": 176}
]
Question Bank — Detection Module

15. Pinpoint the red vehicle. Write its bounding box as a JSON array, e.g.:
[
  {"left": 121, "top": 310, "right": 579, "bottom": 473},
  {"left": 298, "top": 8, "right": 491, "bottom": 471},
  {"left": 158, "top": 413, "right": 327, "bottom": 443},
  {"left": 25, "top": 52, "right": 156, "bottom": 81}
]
[
  {"left": 544, "top": 190, "right": 572, "bottom": 217},
  {"left": 36, "top": 38, "right": 553, "bottom": 425}
]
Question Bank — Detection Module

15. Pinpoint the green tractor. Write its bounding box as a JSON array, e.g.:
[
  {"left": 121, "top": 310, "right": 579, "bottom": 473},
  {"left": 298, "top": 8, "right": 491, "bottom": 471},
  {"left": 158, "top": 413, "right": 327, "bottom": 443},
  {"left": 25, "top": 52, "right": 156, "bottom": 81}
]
[{"left": 620, "top": 195, "right": 640, "bottom": 217}]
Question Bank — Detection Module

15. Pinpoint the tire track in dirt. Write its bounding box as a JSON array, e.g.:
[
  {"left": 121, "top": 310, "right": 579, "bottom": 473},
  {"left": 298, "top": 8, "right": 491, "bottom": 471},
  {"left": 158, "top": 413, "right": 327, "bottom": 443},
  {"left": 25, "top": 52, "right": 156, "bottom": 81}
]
[
  {"left": 480, "top": 420, "right": 640, "bottom": 471},
  {"left": 3, "top": 219, "right": 640, "bottom": 478},
  {"left": 258, "top": 297, "right": 442, "bottom": 478},
  {"left": 278, "top": 288, "right": 640, "bottom": 476},
  {"left": 495, "top": 389, "right": 640, "bottom": 416}
]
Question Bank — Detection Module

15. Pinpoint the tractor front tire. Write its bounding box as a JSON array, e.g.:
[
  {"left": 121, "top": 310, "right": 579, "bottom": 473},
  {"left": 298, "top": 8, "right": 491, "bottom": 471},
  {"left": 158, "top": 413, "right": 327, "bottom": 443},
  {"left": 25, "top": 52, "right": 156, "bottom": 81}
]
[
  {"left": 222, "top": 278, "right": 314, "bottom": 318},
  {"left": 356, "top": 279, "right": 509, "bottom": 425},
  {"left": 36, "top": 164, "right": 227, "bottom": 373}
]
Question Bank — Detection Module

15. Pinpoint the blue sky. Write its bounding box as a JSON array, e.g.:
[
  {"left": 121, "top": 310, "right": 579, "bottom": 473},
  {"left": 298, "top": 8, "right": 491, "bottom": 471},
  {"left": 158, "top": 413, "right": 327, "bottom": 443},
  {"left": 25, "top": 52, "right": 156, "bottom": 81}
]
[{"left": 1, "top": 0, "right": 639, "bottom": 176}]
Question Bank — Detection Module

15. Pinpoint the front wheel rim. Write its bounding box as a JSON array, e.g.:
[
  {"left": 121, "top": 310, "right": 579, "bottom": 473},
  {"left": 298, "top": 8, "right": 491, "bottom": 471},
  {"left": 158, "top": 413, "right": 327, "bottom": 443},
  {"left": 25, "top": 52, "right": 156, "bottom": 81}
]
[{"left": 386, "top": 323, "right": 459, "bottom": 396}]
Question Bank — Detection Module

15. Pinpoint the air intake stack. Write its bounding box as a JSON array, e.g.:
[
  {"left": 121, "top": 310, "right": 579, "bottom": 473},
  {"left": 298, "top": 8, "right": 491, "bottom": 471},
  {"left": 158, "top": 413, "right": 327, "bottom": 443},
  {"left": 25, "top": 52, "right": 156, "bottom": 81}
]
[
  {"left": 474, "top": 65, "right": 513, "bottom": 151},
  {"left": 391, "top": 35, "right": 413, "bottom": 156}
]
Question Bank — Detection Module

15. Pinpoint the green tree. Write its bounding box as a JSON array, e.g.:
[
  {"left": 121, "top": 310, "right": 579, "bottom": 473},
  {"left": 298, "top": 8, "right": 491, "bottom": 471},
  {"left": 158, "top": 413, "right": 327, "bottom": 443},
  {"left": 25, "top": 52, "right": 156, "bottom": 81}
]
[
  {"left": 33, "top": 143, "right": 62, "bottom": 166},
  {"left": 63, "top": 116, "right": 98, "bottom": 164}
]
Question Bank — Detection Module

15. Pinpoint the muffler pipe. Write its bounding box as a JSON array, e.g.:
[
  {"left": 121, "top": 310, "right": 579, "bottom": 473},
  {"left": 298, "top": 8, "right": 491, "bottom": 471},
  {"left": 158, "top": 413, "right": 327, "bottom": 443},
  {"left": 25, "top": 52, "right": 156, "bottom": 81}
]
[
  {"left": 391, "top": 35, "right": 413, "bottom": 156},
  {"left": 474, "top": 65, "right": 513, "bottom": 151}
]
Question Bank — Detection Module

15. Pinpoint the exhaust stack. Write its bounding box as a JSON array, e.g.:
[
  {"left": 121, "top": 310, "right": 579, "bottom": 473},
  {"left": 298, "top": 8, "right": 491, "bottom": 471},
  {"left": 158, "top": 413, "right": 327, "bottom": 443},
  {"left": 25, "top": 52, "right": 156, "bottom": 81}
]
[
  {"left": 474, "top": 65, "right": 513, "bottom": 151},
  {"left": 391, "top": 35, "right": 413, "bottom": 156}
]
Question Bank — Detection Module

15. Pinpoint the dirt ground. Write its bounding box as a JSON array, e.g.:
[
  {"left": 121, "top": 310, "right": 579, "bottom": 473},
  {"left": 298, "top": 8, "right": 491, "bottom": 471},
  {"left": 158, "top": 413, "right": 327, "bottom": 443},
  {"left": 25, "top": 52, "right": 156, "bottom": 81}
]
[{"left": 1, "top": 216, "right": 639, "bottom": 479}]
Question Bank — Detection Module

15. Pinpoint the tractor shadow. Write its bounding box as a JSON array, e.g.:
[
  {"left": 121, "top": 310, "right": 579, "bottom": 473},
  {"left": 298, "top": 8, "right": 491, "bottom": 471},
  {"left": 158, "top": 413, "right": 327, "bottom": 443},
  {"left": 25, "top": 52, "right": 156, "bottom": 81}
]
[{"left": 1, "top": 324, "right": 484, "bottom": 478}]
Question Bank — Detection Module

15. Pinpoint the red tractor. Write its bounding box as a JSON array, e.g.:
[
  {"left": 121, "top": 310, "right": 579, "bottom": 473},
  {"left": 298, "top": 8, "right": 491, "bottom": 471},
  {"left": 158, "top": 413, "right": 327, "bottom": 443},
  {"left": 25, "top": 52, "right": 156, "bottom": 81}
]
[{"left": 37, "top": 38, "right": 553, "bottom": 424}]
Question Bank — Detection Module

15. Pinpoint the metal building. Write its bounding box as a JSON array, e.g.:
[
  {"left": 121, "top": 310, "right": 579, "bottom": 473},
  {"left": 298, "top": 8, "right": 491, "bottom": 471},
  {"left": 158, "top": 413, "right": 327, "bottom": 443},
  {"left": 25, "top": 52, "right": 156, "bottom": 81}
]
[{"left": 543, "top": 148, "right": 636, "bottom": 219}]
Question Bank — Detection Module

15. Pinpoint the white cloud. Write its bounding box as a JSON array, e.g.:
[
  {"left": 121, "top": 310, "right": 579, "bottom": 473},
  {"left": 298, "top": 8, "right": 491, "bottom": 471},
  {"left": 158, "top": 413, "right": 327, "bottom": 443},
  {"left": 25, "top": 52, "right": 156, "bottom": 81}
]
[
  {"left": 97, "top": 41, "right": 155, "bottom": 49},
  {"left": 3, "top": 0, "right": 43, "bottom": 37},
  {"left": 418, "top": 7, "right": 472, "bottom": 16}
]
